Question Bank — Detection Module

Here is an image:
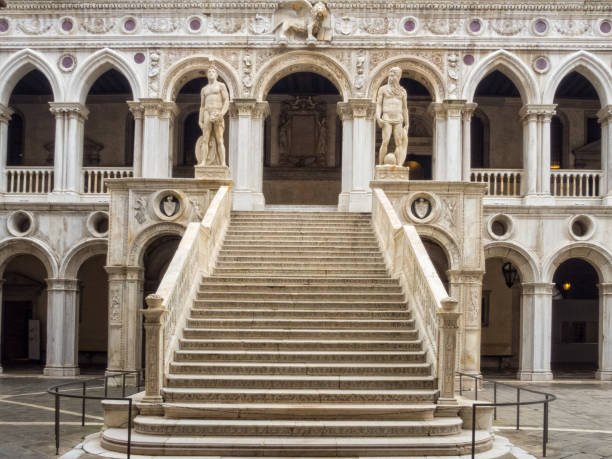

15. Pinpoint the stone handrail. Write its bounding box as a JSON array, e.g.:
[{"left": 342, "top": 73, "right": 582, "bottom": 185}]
[
  {"left": 550, "top": 169, "right": 602, "bottom": 197},
  {"left": 470, "top": 168, "right": 522, "bottom": 197},
  {"left": 372, "top": 188, "right": 460, "bottom": 404},
  {"left": 82, "top": 167, "right": 134, "bottom": 194},
  {"left": 142, "top": 186, "right": 231, "bottom": 403},
  {"left": 5, "top": 166, "right": 54, "bottom": 193}
]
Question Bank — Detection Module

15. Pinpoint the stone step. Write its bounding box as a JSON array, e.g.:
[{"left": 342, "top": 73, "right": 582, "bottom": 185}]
[
  {"left": 161, "top": 387, "right": 437, "bottom": 404},
  {"left": 217, "top": 255, "right": 385, "bottom": 263},
  {"left": 199, "top": 282, "right": 403, "bottom": 293},
  {"left": 101, "top": 428, "right": 495, "bottom": 457},
  {"left": 225, "top": 231, "right": 377, "bottom": 239},
  {"left": 185, "top": 318, "right": 415, "bottom": 330},
  {"left": 173, "top": 350, "right": 425, "bottom": 363},
  {"left": 214, "top": 262, "right": 388, "bottom": 271},
  {"left": 189, "top": 308, "right": 411, "bottom": 320},
  {"left": 206, "top": 276, "right": 398, "bottom": 285},
  {"left": 220, "top": 245, "right": 381, "bottom": 253},
  {"left": 178, "top": 338, "right": 423, "bottom": 352},
  {"left": 195, "top": 292, "right": 404, "bottom": 302},
  {"left": 168, "top": 362, "right": 431, "bottom": 376},
  {"left": 193, "top": 299, "right": 406, "bottom": 309},
  {"left": 222, "top": 241, "right": 381, "bottom": 249},
  {"left": 229, "top": 223, "right": 374, "bottom": 229},
  {"left": 182, "top": 327, "right": 418, "bottom": 340},
  {"left": 161, "top": 403, "right": 436, "bottom": 421},
  {"left": 212, "top": 267, "right": 390, "bottom": 277},
  {"left": 132, "top": 416, "right": 461, "bottom": 437},
  {"left": 231, "top": 211, "right": 371, "bottom": 218},
  {"left": 164, "top": 374, "right": 435, "bottom": 390},
  {"left": 224, "top": 235, "right": 378, "bottom": 243}
]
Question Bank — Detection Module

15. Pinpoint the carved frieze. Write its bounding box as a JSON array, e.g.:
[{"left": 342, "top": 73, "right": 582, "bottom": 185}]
[
  {"left": 80, "top": 17, "right": 116, "bottom": 34},
  {"left": 148, "top": 50, "right": 161, "bottom": 96},
  {"left": 359, "top": 17, "right": 394, "bottom": 35},
  {"left": 249, "top": 14, "right": 270, "bottom": 34},
  {"left": 145, "top": 17, "right": 181, "bottom": 33},
  {"left": 490, "top": 18, "right": 525, "bottom": 35},
  {"left": 134, "top": 197, "right": 148, "bottom": 224},
  {"left": 425, "top": 18, "right": 460, "bottom": 35},
  {"left": 17, "top": 18, "right": 53, "bottom": 34},
  {"left": 554, "top": 19, "right": 590, "bottom": 36},
  {"left": 335, "top": 16, "right": 356, "bottom": 35},
  {"left": 212, "top": 17, "right": 243, "bottom": 34}
]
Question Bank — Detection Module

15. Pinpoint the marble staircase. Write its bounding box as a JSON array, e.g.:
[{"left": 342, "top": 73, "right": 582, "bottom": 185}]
[{"left": 101, "top": 211, "right": 494, "bottom": 456}]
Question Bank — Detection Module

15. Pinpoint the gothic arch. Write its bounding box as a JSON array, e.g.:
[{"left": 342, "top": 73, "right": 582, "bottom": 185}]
[
  {"left": 484, "top": 241, "right": 539, "bottom": 284},
  {"left": 542, "top": 51, "right": 612, "bottom": 106},
  {"left": 0, "top": 237, "right": 59, "bottom": 278},
  {"left": 59, "top": 239, "right": 108, "bottom": 278},
  {"left": 0, "top": 49, "right": 62, "bottom": 105},
  {"left": 127, "top": 222, "right": 185, "bottom": 266},
  {"left": 542, "top": 242, "right": 612, "bottom": 284},
  {"left": 161, "top": 55, "right": 240, "bottom": 102},
  {"left": 368, "top": 56, "right": 446, "bottom": 102},
  {"left": 462, "top": 50, "right": 539, "bottom": 104},
  {"left": 70, "top": 48, "right": 143, "bottom": 104},
  {"left": 254, "top": 51, "right": 352, "bottom": 101},
  {"left": 415, "top": 225, "right": 461, "bottom": 270}
]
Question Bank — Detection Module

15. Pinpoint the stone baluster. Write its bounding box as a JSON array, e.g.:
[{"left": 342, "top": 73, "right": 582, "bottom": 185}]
[
  {"left": 127, "top": 101, "right": 145, "bottom": 177},
  {"left": 142, "top": 294, "right": 167, "bottom": 403},
  {"left": 596, "top": 283, "right": 612, "bottom": 380},
  {"left": 598, "top": 105, "right": 612, "bottom": 204},
  {"left": 437, "top": 297, "right": 460, "bottom": 405},
  {"left": 0, "top": 104, "right": 13, "bottom": 192},
  {"left": 461, "top": 103, "right": 477, "bottom": 181}
]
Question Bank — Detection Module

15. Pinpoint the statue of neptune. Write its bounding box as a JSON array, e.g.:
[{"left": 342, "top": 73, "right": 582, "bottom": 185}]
[
  {"left": 197, "top": 67, "right": 230, "bottom": 166},
  {"left": 376, "top": 67, "right": 409, "bottom": 166}
]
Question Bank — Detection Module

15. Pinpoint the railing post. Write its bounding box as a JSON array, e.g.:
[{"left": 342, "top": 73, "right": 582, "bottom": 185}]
[
  {"left": 543, "top": 396, "right": 549, "bottom": 457},
  {"left": 471, "top": 404, "right": 476, "bottom": 458},
  {"left": 127, "top": 399, "right": 133, "bottom": 458},
  {"left": 81, "top": 382, "right": 86, "bottom": 426},
  {"left": 516, "top": 387, "right": 521, "bottom": 430},
  {"left": 437, "top": 297, "right": 461, "bottom": 405},
  {"left": 54, "top": 387, "right": 60, "bottom": 455},
  {"left": 493, "top": 381, "right": 497, "bottom": 420},
  {"left": 141, "top": 294, "right": 167, "bottom": 403}
]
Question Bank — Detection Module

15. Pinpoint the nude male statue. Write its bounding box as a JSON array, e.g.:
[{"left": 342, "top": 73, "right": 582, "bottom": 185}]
[
  {"left": 197, "top": 67, "right": 230, "bottom": 166},
  {"left": 376, "top": 67, "right": 409, "bottom": 166}
]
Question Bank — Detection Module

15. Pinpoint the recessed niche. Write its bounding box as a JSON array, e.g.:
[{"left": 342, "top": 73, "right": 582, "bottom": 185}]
[
  {"left": 487, "top": 214, "right": 514, "bottom": 240},
  {"left": 7, "top": 210, "right": 35, "bottom": 237},
  {"left": 87, "top": 211, "right": 110, "bottom": 238}
]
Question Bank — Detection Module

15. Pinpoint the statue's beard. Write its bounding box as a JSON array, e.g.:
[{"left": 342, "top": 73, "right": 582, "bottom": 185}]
[{"left": 389, "top": 79, "right": 404, "bottom": 97}]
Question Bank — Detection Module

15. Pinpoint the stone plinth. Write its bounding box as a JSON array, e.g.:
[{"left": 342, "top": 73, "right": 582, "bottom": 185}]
[
  {"left": 195, "top": 165, "right": 231, "bottom": 180},
  {"left": 374, "top": 165, "right": 410, "bottom": 181}
]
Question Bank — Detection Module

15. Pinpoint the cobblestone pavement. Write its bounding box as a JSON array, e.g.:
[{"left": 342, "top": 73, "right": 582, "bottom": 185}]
[{"left": 1, "top": 371, "right": 611, "bottom": 458}]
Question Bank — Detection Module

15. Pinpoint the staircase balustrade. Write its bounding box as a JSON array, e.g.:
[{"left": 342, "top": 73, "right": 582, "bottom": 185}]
[
  {"left": 82, "top": 167, "right": 134, "bottom": 194},
  {"left": 142, "top": 186, "right": 231, "bottom": 402},
  {"left": 470, "top": 169, "right": 522, "bottom": 197},
  {"left": 550, "top": 169, "right": 602, "bottom": 197},
  {"left": 5, "top": 166, "right": 54, "bottom": 193},
  {"left": 372, "top": 188, "right": 460, "bottom": 404}
]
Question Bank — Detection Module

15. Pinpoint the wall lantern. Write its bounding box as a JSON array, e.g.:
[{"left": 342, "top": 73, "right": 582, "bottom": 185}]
[
  {"left": 562, "top": 282, "right": 571, "bottom": 291},
  {"left": 502, "top": 261, "right": 519, "bottom": 288}
]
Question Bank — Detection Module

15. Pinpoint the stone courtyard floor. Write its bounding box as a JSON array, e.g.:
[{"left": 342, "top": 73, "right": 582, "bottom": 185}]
[{"left": 0, "top": 371, "right": 610, "bottom": 458}]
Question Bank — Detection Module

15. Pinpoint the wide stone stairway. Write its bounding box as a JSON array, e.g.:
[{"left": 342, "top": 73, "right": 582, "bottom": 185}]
[{"left": 101, "top": 211, "right": 493, "bottom": 456}]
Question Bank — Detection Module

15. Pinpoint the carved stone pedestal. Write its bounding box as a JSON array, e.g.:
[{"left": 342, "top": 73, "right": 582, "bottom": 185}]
[
  {"left": 195, "top": 165, "right": 231, "bottom": 180},
  {"left": 374, "top": 165, "right": 410, "bottom": 181}
]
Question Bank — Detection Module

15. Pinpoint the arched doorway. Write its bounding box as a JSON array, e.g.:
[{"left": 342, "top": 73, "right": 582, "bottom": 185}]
[
  {"left": 551, "top": 258, "right": 599, "bottom": 376},
  {"left": 77, "top": 254, "right": 108, "bottom": 372},
  {"left": 422, "top": 238, "right": 449, "bottom": 291},
  {"left": 263, "top": 72, "right": 342, "bottom": 205},
  {"left": 172, "top": 76, "right": 229, "bottom": 178},
  {"left": 1, "top": 255, "right": 48, "bottom": 372},
  {"left": 481, "top": 257, "right": 521, "bottom": 375}
]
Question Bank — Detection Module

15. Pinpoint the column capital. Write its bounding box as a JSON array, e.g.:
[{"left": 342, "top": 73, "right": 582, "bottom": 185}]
[
  {"left": 521, "top": 282, "right": 555, "bottom": 295},
  {"left": 442, "top": 99, "right": 468, "bottom": 117},
  {"left": 336, "top": 102, "right": 353, "bottom": 121},
  {"left": 0, "top": 103, "right": 14, "bottom": 123},
  {"left": 446, "top": 269, "right": 484, "bottom": 284},
  {"left": 229, "top": 99, "right": 269, "bottom": 119},
  {"left": 519, "top": 104, "right": 556, "bottom": 121},
  {"left": 598, "top": 283, "right": 612, "bottom": 295},
  {"left": 427, "top": 101, "right": 446, "bottom": 119},
  {"left": 461, "top": 102, "right": 478, "bottom": 121},
  {"left": 597, "top": 105, "right": 612, "bottom": 124},
  {"left": 46, "top": 278, "right": 79, "bottom": 292},
  {"left": 138, "top": 98, "right": 178, "bottom": 119},
  {"left": 346, "top": 99, "right": 376, "bottom": 119},
  {"left": 127, "top": 100, "right": 145, "bottom": 119},
  {"left": 48, "top": 102, "right": 89, "bottom": 121}
]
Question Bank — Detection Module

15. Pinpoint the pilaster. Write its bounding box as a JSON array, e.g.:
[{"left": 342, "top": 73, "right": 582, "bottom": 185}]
[
  {"left": 142, "top": 294, "right": 166, "bottom": 403},
  {"left": 429, "top": 102, "right": 446, "bottom": 181},
  {"left": 140, "top": 98, "right": 178, "bottom": 178},
  {"left": 437, "top": 298, "right": 461, "bottom": 406},
  {"left": 596, "top": 283, "right": 612, "bottom": 380},
  {"left": 443, "top": 100, "right": 467, "bottom": 182},
  {"left": 337, "top": 102, "right": 354, "bottom": 211},
  {"left": 0, "top": 104, "right": 14, "bottom": 193},
  {"left": 127, "top": 101, "right": 145, "bottom": 177}
]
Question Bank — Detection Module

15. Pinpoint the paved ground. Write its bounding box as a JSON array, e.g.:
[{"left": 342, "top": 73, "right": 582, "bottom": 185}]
[{"left": 0, "top": 370, "right": 610, "bottom": 458}]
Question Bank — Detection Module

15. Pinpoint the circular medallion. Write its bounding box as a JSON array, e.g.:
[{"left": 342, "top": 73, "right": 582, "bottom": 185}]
[
  {"left": 152, "top": 190, "right": 186, "bottom": 221},
  {"left": 58, "top": 54, "right": 77, "bottom": 73},
  {"left": 0, "top": 18, "right": 9, "bottom": 33},
  {"left": 134, "top": 52, "right": 146, "bottom": 64},
  {"left": 463, "top": 54, "right": 475, "bottom": 66},
  {"left": 411, "top": 197, "right": 432, "bottom": 220}
]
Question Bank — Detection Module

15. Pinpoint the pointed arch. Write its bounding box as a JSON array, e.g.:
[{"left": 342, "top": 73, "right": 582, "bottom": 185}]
[
  {"left": 0, "top": 237, "right": 59, "bottom": 278},
  {"left": 484, "top": 241, "right": 539, "bottom": 284},
  {"left": 462, "top": 50, "right": 538, "bottom": 104},
  {"left": 161, "top": 55, "right": 240, "bottom": 102},
  {"left": 0, "top": 49, "right": 62, "bottom": 105},
  {"left": 253, "top": 51, "right": 352, "bottom": 102},
  {"left": 542, "top": 242, "right": 612, "bottom": 284},
  {"left": 70, "top": 48, "right": 143, "bottom": 104},
  {"left": 368, "top": 56, "right": 445, "bottom": 103},
  {"left": 543, "top": 51, "right": 612, "bottom": 106},
  {"left": 59, "top": 239, "right": 108, "bottom": 279}
]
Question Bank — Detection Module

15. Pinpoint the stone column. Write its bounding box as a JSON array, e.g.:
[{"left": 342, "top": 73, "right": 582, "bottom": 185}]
[
  {"left": 538, "top": 105, "right": 557, "bottom": 196},
  {"left": 444, "top": 100, "right": 466, "bottom": 182},
  {"left": 345, "top": 99, "right": 375, "bottom": 212},
  {"left": 48, "top": 103, "right": 89, "bottom": 195},
  {"left": 461, "top": 103, "right": 477, "bottom": 181},
  {"left": 520, "top": 105, "right": 539, "bottom": 199},
  {"left": 44, "top": 278, "right": 80, "bottom": 376},
  {"left": 230, "top": 99, "right": 269, "bottom": 211},
  {"left": 429, "top": 103, "right": 446, "bottom": 180},
  {"left": 0, "top": 104, "right": 13, "bottom": 192},
  {"left": 598, "top": 106, "right": 612, "bottom": 204},
  {"left": 127, "top": 101, "right": 144, "bottom": 177},
  {"left": 596, "top": 283, "right": 612, "bottom": 380},
  {"left": 517, "top": 282, "right": 554, "bottom": 381},
  {"left": 142, "top": 294, "right": 166, "bottom": 403},
  {"left": 437, "top": 298, "right": 460, "bottom": 405},
  {"left": 0, "top": 279, "right": 4, "bottom": 373},
  {"left": 337, "top": 102, "right": 354, "bottom": 211},
  {"left": 140, "top": 99, "right": 178, "bottom": 178},
  {"left": 106, "top": 266, "right": 144, "bottom": 373}
]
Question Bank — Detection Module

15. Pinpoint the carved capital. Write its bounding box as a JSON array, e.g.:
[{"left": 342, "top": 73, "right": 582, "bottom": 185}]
[
  {"left": 252, "top": 101, "right": 270, "bottom": 119},
  {"left": 0, "top": 104, "right": 14, "bottom": 123},
  {"left": 443, "top": 99, "right": 467, "bottom": 117},
  {"left": 461, "top": 102, "right": 478, "bottom": 122},
  {"left": 347, "top": 99, "right": 375, "bottom": 119},
  {"left": 127, "top": 101, "right": 145, "bottom": 119},
  {"left": 520, "top": 104, "right": 556, "bottom": 122},
  {"left": 521, "top": 282, "right": 554, "bottom": 295},
  {"left": 138, "top": 98, "right": 177, "bottom": 119},
  {"left": 427, "top": 102, "right": 446, "bottom": 120},
  {"left": 597, "top": 105, "right": 612, "bottom": 124},
  {"left": 336, "top": 102, "right": 353, "bottom": 121},
  {"left": 48, "top": 102, "right": 89, "bottom": 121},
  {"left": 230, "top": 98, "right": 257, "bottom": 117},
  {"left": 46, "top": 278, "right": 79, "bottom": 292},
  {"left": 598, "top": 283, "right": 612, "bottom": 295}
]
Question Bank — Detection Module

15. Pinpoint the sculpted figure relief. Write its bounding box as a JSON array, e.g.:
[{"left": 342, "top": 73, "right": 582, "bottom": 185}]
[
  {"left": 376, "top": 67, "right": 409, "bottom": 166},
  {"left": 271, "top": 0, "right": 331, "bottom": 45},
  {"left": 196, "top": 66, "right": 230, "bottom": 167}
]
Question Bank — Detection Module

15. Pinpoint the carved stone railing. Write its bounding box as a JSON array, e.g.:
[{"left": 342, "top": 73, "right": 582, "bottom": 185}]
[
  {"left": 82, "top": 167, "right": 134, "bottom": 194},
  {"left": 470, "top": 169, "right": 522, "bottom": 197},
  {"left": 550, "top": 169, "right": 602, "bottom": 197},
  {"left": 5, "top": 167, "right": 54, "bottom": 193},
  {"left": 372, "top": 188, "right": 460, "bottom": 404},
  {"left": 142, "top": 186, "right": 231, "bottom": 402}
]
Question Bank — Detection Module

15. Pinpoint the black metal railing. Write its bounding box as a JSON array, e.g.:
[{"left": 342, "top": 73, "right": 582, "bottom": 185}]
[
  {"left": 47, "top": 369, "right": 144, "bottom": 458},
  {"left": 457, "top": 372, "right": 556, "bottom": 458}
]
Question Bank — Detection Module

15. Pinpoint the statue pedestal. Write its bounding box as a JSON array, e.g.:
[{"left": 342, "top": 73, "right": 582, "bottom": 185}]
[
  {"left": 195, "top": 165, "right": 231, "bottom": 180},
  {"left": 374, "top": 165, "right": 410, "bottom": 181}
]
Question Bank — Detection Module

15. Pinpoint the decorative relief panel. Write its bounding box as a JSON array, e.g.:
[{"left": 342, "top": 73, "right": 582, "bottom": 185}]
[
  {"left": 145, "top": 17, "right": 181, "bottom": 33},
  {"left": 80, "top": 17, "right": 116, "bottom": 34},
  {"left": 335, "top": 16, "right": 356, "bottom": 35},
  {"left": 490, "top": 18, "right": 525, "bottom": 35},
  {"left": 17, "top": 18, "right": 53, "bottom": 34},
  {"left": 425, "top": 18, "right": 460, "bottom": 35},
  {"left": 249, "top": 14, "right": 270, "bottom": 34},
  {"left": 554, "top": 19, "right": 590, "bottom": 36},
  {"left": 148, "top": 49, "right": 161, "bottom": 96},
  {"left": 359, "top": 17, "right": 394, "bottom": 35},
  {"left": 211, "top": 17, "right": 243, "bottom": 34}
]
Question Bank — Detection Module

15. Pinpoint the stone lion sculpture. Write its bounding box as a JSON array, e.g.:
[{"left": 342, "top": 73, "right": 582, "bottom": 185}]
[{"left": 271, "top": 0, "right": 331, "bottom": 45}]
